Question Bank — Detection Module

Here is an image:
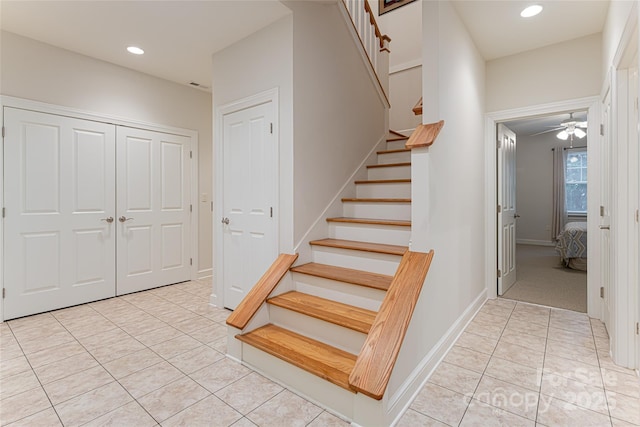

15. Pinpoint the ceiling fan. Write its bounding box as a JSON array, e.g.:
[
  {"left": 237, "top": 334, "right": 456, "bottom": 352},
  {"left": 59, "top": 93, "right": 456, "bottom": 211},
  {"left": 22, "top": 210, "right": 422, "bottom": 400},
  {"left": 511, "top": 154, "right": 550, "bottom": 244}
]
[{"left": 532, "top": 112, "right": 588, "bottom": 143}]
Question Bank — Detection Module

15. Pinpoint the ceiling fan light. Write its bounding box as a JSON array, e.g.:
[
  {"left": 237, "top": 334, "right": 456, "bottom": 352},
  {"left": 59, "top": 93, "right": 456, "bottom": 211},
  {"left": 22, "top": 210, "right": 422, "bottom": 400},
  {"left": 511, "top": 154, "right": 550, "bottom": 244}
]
[
  {"left": 557, "top": 130, "right": 569, "bottom": 140},
  {"left": 574, "top": 128, "right": 586, "bottom": 138}
]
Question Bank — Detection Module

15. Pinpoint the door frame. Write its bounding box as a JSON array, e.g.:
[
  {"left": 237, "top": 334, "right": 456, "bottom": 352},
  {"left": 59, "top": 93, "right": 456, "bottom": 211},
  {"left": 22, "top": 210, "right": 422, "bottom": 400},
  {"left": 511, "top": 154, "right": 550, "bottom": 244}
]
[
  {"left": 484, "top": 96, "right": 600, "bottom": 317},
  {"left": 0, "top": 96, "right": 200, "bottom": 322},
  {"left": 213, "top": 88, "right": 280, "bottom": 310}
]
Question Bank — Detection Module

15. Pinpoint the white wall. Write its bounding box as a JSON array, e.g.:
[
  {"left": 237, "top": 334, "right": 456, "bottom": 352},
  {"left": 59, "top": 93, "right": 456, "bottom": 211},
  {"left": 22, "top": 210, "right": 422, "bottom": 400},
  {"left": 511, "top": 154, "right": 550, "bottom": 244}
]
[
  {"left": 287, "top": 1, "right": 387, "bottom": 244},
  {"left": 389, "top": 66, "right": 422, "bottom": 132},
  {"left": 0, "top": 31, "right": 213, "bottom": 277},
  {"left": 602, "top": 0, "right": 636, "bottom": 79},
  {"left": 514, "top": 131, "right": 586, "bottom": 244},
  {"left": 389, "top": 0, "right": 486, "bottom": 397},
  {"left": 370, "top": 0, "right": 422, "bottom": 70},
  {"left": 486, "top": 33, "right": 602, "bottom": 112}
]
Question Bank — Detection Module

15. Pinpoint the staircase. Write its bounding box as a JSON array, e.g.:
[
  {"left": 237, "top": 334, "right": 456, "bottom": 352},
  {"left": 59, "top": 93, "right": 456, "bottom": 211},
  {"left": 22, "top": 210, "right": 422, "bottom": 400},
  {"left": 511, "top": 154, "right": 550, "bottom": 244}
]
[{"left": 228, "top": 132, "right": 419, "bottom": 421}]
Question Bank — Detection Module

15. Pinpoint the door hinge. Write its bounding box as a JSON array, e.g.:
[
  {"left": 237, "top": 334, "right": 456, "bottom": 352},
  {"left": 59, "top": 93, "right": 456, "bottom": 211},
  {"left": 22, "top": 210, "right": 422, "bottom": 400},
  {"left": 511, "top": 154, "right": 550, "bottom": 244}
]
[
  {"left": 600, "top": 124, "right": 604, "bottom": 136},
  {"left": 211, "top": 201, "right": 213, "bottom": 212},
  {"left": 600, "top": 287, "right": 605, "bottom": 298},
  {"left": 636, "top": 322, "right": 639, "bottom": 335},
  {"left": 190, "top": 258, "right": 193, "bottom": 266},
  {"left": 497, "top": 205, "right": 502, "bottom": 214},
  {"left": 497, "top": 269, "right": 502, "bottom": 278},
  {"left": 600, "top": 206, "right": 605, "bottom": 217},
  {"left": 190, "top": 150, "right": 192, "bottom": 159},
  {"left": 270, "top": 207, "right": 273, "bottom": 218},
  {"left": 496, "top": 138, "right": 501, "bottom": 150},
  {"left": 1, "top": 127, "right": 4, "bottom": 138},
  {"left": 636, "top": 209, "right": 639, "bottom": 222},
  {"left": 270, "top": 123, "right": 273, "bottom": 134},
  {"left": 189, "top": 204, "right": 192, "bottom": 213},
  {"left": 2, "top": 288, "right": 5, "bottom": 299}
]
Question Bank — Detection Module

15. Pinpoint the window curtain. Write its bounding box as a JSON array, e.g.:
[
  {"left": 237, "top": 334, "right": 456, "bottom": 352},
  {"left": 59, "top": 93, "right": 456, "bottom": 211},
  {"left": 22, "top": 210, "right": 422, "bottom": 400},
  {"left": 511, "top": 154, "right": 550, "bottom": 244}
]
[{"left": 551, "top": 148, "right": 567, "bottom": 240}]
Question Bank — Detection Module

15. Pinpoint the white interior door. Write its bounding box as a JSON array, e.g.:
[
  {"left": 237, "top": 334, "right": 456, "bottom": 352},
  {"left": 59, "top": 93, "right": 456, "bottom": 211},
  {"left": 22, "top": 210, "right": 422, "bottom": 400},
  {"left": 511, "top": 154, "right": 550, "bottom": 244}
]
[
  {"left": 600, "top": 87, "right": 613, "bottom": 333},
  {"left": 116, "top": 127, "right": 191, "bottom": 295},
  {"left": 3, "top": 108, "right": 116, "bottom": 320},
  {"left": 222, "top": 102, "right": 277, "bottom": 310},
  {"left": 497, "top": 123, "right": 517, "bottom": 295}
]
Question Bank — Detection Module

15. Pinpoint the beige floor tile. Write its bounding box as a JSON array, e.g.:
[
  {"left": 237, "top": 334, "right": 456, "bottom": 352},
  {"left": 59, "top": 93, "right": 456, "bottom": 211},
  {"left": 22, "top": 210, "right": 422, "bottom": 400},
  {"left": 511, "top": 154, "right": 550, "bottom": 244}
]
[
  {"left": 25, "top": 341, "right": 87, "bottom": 369},
  {"left": 62, "top": 317, "right": 117, "bottom": 339},
  {"left": 602, "top": 369, "right": 640, "bottom": 399},
  {"left": 461, "top": 399, "right": 535, "bottom": 426},
  {"left": 134, "top": 325, "right": 184, "bottom": 347},
  {"left": 0, "top": 343, "right": 23, "bottom": 363},
  {"left": 0, "top": 369, "right": 42, "bottom": 400},
  {"left": 89, "top": 337, "right": 147, "bottom": 364},
  {"left": 455, "top": 331, "right": 499, "bottom": 355},
  {"left": 17, "top": 330, "right": 76, "bottom": 355},
  {"left": 410, "top": 382, "right": 470, "bottom": 426},
  {"left": 76, "top": 328, "right": 131, "bottom": 351},
  {"left": 190, "top": 357, "right": 251, "bottom": 393},
  {"left": 513, "top": 303, "right": 551, "bottom": 317},
  {"left": 247, "top": 389, "right": 322, "bottom": 426},
  {"left": 0, "top": 387, "right": 51, "bottom": 425},
  {"left": 7, "top": 313, "right": 56, "bottom": 333},
  {"left": 161, "top": 395, "right": 242, "bottom": 427},
  {"left": 443, "top": 345, "right": 491, "bottom": 373},
  {"left": 540, "top": 373, "right": 608, "bottom": 415},
  {"left": 10, "top": 322, "right": 67, "bottom": 343},
  {"left": 473, "top": 311, "right": 510, "bottom": 327},
  {"left": 395, "top": 409, "right": 449, "bottom": 427},
  {"left": 34, "top": 352, "right": 98, "bottom": 384},
  {"left": 478, "top": 303, "right": 514, "bottom": 319},
  {"left": 493, "top": 341, "right": 544, "bottom": 369},
  {"left": 209, "top": 336, "right": 228, "bottom": 354},
  {"left": 0, "top": 355, "right": 31, "bottom": 379},
  {"left": 201, "top": 307, "right": 233, "bottom": 323},
  {"left": 156, "top": 308, "right": 200, "bottom": 325},
  {"left": 484, "top": 357, "right": 542, "bottom": 392},
  {"left": 114, "top": 315, "right": 166, "bottom": 337},
  {"left": 215, "top": 372, "right": 283, "bottom": 415},
  {"left": 465, "top": 320, "right": 505, "bottom": 339},
  {"left": 542, "top": 355, "right": 603, "bottom": 388},
  {"left": 500, "top": 328, "right": 547, "bottom": 353},
  {"left": 119, "top": 360, "right": 184, "bottom": 399},
  {"left": 473, "top": 375, "right": 539, "bottom": 420},
  {"left": 549, "top": 317, "right": 592, "bottom": 336},
  {"left": 50, "top": 303, "right": 97, "bottom": 321},
  {"left": 103, "top": 348, "right": 164, "bottom": 379},
  {"left": 2, "top": 407, "right": 62, "bottom": 427},
  {"left": 229, "top": 417, "right": 257, "bottom": 426},
  {"left": 168, "top": 345, "right": 224, "bottom": 374},
  {"left": 599, "top": 353, "right": 638, "bottom": 376},
  {"left": 137, "top": 376, "right": 210, "bottom": 422},
  {"left": 546, "top": 339, "right": 599, "bottom": 367},
  {"left": 505, "top": 318, "right": 549, "bottom": 338},
  {"left": 428, "top": 362, "right": 482, "bottom": 396},
  {"left": 486, "top": 298, "right": 517, "bottom": 310},
  {"left": 54, "top": 381, "right": 133, "bottom": 426},
  {"left": 607, "top": 391, "right": 640, "bottom": 425},
  {"left": 43, "top": 365, "right": 114, "bottom": 405},
  {"left": 611, "top": 417, "right": 640, "bottom": 427},
  {"left": 536, "top": 395, "right": 612, "bottom": 427},
  {"left": 188, "top": 323, "right": 228, "bottom": 345},
  {"left": 509, "top": 311, "right": 550, "bottom": 328},
  {"left": 547, "top": 327, "right": 595, "bottom": 349},
  {"left": 149, "top": 334, "right": 201, "bottom": 360},
  {"left": 306, "top": 411, "right": 351, "bottom": 427},
  {"left": 83, "top": 401, "right": 157, "bottom": 427}
]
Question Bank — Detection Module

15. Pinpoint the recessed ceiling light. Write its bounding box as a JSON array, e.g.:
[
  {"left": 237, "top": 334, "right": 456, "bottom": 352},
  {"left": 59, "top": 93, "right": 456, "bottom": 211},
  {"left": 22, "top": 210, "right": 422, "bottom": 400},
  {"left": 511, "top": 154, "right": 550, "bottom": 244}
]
[
  {"left": 127, "top": 46, "right": 144, "bottom": 55},
  {"left": 520, "top": 5, "right": 543, "bottom": 18}
]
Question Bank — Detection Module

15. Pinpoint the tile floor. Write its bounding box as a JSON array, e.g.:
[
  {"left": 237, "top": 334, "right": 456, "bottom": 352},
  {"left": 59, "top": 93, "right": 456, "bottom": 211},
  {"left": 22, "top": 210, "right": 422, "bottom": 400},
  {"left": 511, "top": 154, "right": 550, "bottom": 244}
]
[{"left": 0, "top": 283, "right": 638, "bottom": 426}]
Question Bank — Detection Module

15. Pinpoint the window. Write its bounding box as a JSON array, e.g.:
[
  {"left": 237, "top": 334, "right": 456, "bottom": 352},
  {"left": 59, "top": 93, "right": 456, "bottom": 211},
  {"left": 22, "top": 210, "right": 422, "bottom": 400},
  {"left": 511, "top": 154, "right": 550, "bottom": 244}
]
[{"left": 565, "top": 150, "right": 587, "bottom": 214}]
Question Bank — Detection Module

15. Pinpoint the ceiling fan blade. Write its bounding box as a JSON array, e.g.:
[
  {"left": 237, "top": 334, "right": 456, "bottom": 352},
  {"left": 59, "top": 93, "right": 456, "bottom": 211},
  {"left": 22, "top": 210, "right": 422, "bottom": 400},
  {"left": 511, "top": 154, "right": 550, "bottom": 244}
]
[
  {"left": 576, "top": 121, "right": 588, "bottom": 128},
  {"left": 530, "top": 127, "right": 563, "bottom": 136}
]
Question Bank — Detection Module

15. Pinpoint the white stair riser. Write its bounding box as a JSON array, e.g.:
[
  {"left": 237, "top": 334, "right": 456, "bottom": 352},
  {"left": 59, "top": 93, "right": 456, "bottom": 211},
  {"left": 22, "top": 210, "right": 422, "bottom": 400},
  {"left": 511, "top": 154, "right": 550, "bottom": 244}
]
[
  {"left": 311, "top": 246, "right": 401, "bottom": 275},
  {"left": 386, "top": 140, "right": 408, "bottom": 150},
  {"left": 291, "top": 272, "right": 385, "bottom": 311},
  {"left": 367, "top": 165, "right": 411, "bottom": 180},
  {"left": 356, "top": 182, "right": 411, "bottom": 198},
  {"left": 377, "top": 150, "right": 411, "bottom": 164},
  {"left": 329, "top": 223, "right": 410, "bottom": 246},
  {"left": 269, "top": 305, "right": 366, "bottom": 354},
  {"left": 241, "top": 345, "right": 356, "bottom": 420},
  {"left": 342, "top": 202, "right": 411, "bottom": 221}
]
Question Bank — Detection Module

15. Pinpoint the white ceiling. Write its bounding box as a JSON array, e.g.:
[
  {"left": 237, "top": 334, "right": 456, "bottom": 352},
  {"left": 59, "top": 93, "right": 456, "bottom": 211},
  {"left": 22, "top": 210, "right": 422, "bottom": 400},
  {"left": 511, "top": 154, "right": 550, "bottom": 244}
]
[
  {"left": 504, "top": 110, "right": 588, "bottom": 137},
  {"left": 0, "top": 1, "right": 292, "bottom": 91}
]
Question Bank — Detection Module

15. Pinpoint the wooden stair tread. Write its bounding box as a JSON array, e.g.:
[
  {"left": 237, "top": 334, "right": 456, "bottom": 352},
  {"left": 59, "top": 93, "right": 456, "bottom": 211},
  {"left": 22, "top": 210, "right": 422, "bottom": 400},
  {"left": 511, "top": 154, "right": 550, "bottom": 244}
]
[
  {"left": 326, "top": 217, "right": 411, "bottom": 227},
  {"left": 367, "top": 162, "right": 411, "bottom": 169},
  {"left": 354, "top": 179, "right": 411, "bottom": 184},
  {"left": 268, "top": 291, "right": 376, "bottom": 333},
  {"left": 377, "top": 148, "right": 411, "bottom": 155},
  {"left": 309, "top": 238, "right": 407, "bottom": 256},
  {"left": 341, "top": 198, "right": 411, "bottom": 203},
  {"left": 389, "top": 130, "right": 408, "bottom": 138},
  {"left": 236, "top": 324, "right": 356, "bottom": 390},
  {"left": 387, "top": 136, "right": 408, "bottom": 142},
  {"left": 290, "top": 262, "right": 393, "bottom": 291}
]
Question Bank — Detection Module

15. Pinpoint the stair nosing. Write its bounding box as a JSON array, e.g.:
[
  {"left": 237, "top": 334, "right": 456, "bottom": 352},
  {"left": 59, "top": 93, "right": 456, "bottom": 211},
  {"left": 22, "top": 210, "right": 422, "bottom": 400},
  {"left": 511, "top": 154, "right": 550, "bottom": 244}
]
[
  {"left": 267, "top": 291, "right": 376, "bottom": 334},
  {"left": 290, "top": 262, "right": 393, "bottom": 291},
  {"left": 341, "top": 198, "right": 411, "bottom": 203},
  {"left": 308, "top": 238, "right": 407, "bottom": 256},
  {"left": 326, "top": 217, "right": 411, "bottom": 227},
  {"left": 367, "top": 162, "right": 411, "bottom": 169},
  {"left": 354, "top": 179, "right": 411, "bottom": 184},
  {"left": 377, "top": 148, "right": 411, "bottom": 155}
]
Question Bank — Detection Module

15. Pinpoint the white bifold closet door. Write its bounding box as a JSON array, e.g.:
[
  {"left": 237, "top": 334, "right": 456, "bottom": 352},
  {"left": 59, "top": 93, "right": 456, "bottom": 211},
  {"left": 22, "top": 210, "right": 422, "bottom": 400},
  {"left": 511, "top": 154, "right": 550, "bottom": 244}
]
[
  {"left": 3, "top": 108, "right": 117, "bottom": 319},
  {"left": 3, "top": 108, "right": 191, "bottom": 320}
]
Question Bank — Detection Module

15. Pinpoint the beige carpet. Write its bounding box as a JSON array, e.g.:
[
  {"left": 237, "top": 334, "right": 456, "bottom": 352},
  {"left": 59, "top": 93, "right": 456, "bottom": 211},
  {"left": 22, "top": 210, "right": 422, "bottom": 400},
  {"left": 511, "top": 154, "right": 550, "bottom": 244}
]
[{"left": 501, "top": 244, "right": 587, "bottom": 312}]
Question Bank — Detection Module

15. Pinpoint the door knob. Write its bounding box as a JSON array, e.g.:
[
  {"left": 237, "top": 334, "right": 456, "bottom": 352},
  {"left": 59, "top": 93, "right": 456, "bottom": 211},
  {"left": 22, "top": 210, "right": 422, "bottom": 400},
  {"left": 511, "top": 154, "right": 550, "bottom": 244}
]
[
  {"left": 119, "top": 216, "right": 134, "bottom": 223},
  {"left": 514, "top": 214, "right": 521, "bottom": 218},
  {"left": 221, "top": 217, "right": 230, "bottom": 225},
  {"left": 100, "top": 217, "right": 114, "bottom": 223},
  {"left": 599, "top": 225, "right": 610, "bottom": 230}
]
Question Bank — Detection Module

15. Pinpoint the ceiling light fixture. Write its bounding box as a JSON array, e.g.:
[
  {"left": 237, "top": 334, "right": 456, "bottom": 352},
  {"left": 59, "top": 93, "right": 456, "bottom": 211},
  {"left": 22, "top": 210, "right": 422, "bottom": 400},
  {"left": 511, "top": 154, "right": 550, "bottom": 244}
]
[
  {"left": 127, "top": 46, "right": 144, "bottom": 55},
  {"left": 520, "top": 5, "right": 543, "bottom": 18}
]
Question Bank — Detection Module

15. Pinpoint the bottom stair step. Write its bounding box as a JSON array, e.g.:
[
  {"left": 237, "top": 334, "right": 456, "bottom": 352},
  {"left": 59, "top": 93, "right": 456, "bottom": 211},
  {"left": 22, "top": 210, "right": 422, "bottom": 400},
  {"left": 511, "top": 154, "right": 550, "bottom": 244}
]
[{"left": 236, "top": 324, "right": 356, "bottom": 391}]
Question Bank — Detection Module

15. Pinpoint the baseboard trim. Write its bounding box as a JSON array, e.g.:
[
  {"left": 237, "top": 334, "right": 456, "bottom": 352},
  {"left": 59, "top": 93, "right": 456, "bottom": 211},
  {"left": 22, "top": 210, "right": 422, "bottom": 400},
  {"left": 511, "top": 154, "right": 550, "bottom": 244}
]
[
  {"left": 197, "top": 268, "right": 213, "bottom": 280},
  {"left": 387, "top": 289, "right": 487, "bottom": 424},
  {"left": 516, "top": 239, "right": 555, "bottom": 247}
]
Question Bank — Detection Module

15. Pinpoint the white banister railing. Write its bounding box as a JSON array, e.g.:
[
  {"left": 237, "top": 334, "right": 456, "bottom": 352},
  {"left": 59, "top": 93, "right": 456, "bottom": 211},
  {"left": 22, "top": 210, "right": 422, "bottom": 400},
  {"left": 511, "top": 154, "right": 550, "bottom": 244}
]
[{"left": 341, "top": 0, "right": 390, "bottom": 105}]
